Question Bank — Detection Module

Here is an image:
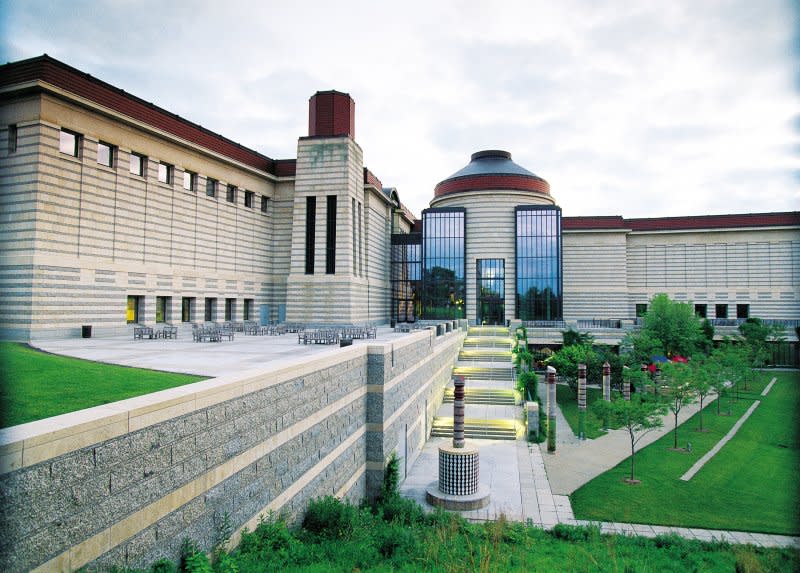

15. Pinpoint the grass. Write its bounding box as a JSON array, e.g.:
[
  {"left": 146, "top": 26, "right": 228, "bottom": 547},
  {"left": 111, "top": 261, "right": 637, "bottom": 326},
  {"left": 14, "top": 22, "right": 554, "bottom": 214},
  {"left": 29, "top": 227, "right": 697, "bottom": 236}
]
[
  {"left": 154, "top": 497, "right": 800, "bottom": 573},
  {"left": 556, "top": 384, "right": 621, "bottom": 439},
  {"left": 0, "top": 342, "right": 206, "bottom": 428},
  {"left": 571, "top": 371, "right": 800, "bottom": 535}
]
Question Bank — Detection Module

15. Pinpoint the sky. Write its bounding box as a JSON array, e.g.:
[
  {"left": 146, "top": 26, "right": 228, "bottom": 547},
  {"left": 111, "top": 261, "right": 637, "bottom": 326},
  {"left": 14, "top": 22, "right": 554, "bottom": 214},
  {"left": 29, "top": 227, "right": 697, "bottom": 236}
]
[{"left": 2, "top": 0, "right": 798, "bottom": 219}]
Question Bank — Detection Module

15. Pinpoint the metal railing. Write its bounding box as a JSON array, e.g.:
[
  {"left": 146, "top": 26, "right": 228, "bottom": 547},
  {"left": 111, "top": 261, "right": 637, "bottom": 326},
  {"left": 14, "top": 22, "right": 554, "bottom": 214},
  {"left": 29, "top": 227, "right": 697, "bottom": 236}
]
[{"left": 577, "top": 319, "right": 622, "bottom": 329}]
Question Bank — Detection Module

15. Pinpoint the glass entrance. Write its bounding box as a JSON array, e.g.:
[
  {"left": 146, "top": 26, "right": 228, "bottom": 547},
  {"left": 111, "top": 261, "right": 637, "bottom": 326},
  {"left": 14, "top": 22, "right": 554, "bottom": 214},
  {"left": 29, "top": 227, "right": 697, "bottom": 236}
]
[{"left": 477, "top": 259, "right": 505, "bottom": 325}]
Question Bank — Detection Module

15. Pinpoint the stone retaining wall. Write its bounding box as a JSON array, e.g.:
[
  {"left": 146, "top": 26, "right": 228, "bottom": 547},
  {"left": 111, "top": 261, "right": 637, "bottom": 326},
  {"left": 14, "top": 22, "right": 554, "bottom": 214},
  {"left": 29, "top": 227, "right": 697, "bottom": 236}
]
[{"left": 0, "top": 326, "right": 463, "bottom": 572}]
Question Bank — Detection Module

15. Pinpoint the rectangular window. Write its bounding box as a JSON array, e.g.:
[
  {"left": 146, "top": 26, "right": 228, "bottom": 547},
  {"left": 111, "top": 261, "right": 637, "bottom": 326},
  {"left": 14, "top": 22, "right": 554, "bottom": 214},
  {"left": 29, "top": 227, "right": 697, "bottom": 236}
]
[
  {"left": 126, "top": 295, "right": 142, "bottom": 324},
  {"left": 326, "top": 195, "right": 337, "bottom": 274},
  {"left": 155, "top": 296, "right": 171, "bottom": 323},
  {"left": 635, "top": 304, "right": 648, "bottom": 318},
  {"left": 358, "top": 201, "right": 363, "bottom": 277},
  {"left": 243, "top": 298, "right": 253, "bottom": 320},
  {"left": 514, "top": 206, "right": 563, "bottom": 321},
  {"left": 204, "top": 297, "right": 217, "bottom": 322},
  {"left": 59, "top": 129, "right": 81, "bottom": 157},
  {"left": 736, "top": 304, "right": 749, "bottom": 319},
  {"left": 226, "top": 184, "right": 237, "bottom": 203},
  {"left": 421, "top": 208, "right": 467, "bottom": 320},
  {"left": 715, "top": 304, "right": 728, "bottom": 319},
  {"left": 694, "top": 303, "right": 707, "bottom": 318},
  {"left": 390, "top": 233, "right": 422, "bottom": 324},
  {"left": 305, "top": 196, "right": 316, "bottom": 274},
  {"left": 183, "top": 171, "right": 196, "bottom": 191},
  {"left": 260, "top": 195, "right": 269, "bottom": 213},
  {"left": 225, "top": 298, "right": 235, "bottom": 321},
  {"left": 352, "top": 198, "right": 357, "bottom": 275},
  {"left": 158, "top": 162, "right": 173, "bottom": 184},
  {"left": 8, "top": 124, "right": 18, "bottom": 154},
  {"left": 130, "top": 152, "right": 146, "bottom": 176},
  {"left": 206, "top": 178, "right": 218, "bottom": 198},
  {"left": 244, "top": 190, "right": 254, "bottom": 208},
  {"left": 97, "top": 142, "right": 114, "bottom": 167},
  {"left": 181, "top": 297, "right": 195, "bottom": 322}
]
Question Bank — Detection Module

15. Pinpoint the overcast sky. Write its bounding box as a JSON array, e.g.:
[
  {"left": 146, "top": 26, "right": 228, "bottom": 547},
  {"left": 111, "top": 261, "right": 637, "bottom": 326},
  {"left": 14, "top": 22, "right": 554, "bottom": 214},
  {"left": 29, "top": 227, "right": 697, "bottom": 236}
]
[{"left": 2, "top": 0, "right": 798, "bottom": 219}]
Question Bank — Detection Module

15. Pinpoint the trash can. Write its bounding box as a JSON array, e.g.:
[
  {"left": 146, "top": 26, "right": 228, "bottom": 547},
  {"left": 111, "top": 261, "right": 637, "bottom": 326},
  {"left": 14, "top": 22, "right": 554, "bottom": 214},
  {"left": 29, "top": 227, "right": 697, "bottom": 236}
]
[{"left": 81, "top": 325, "right": 92, "bottom": 338}]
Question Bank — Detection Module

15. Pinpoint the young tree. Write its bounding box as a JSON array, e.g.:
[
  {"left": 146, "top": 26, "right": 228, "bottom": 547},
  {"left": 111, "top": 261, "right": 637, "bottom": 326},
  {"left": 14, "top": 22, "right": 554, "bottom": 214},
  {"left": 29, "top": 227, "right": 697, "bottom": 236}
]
[
  {"left": 707, "top": 342, "right": 747, "bottom": 415},
  {"left": 738, "top": 318, "right": 785, "bottom": 389},
  {"left": 593, "top": 392, "right": 667, "bottom": 483},
  {"left": 688, "top": 357, "right": 713, "bottom": 431},
  {"left": 620, "top": 329, "right": 663, "bottom": 367},
  {"left": 642, "top": 294, "right": 703, "bottom": 358},
  {"left": 548, "top": 344, "right": 598, "bottom": 393},
  {"left": 660, "top": 361, "right": 697, "bottom": 449}
]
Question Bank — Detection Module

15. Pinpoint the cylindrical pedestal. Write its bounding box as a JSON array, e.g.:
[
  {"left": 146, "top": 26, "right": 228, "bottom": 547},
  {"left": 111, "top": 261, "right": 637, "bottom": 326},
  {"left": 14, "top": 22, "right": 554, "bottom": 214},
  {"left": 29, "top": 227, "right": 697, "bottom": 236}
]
[{"left": 438, "top": 445, "right": 479, "bottom": 495}]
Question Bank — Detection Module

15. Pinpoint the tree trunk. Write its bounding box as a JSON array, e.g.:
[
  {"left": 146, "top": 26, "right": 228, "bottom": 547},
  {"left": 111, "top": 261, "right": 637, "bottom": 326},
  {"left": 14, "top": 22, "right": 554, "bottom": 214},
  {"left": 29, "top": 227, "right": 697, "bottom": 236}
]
[
  {"left": 629, "top": 430, "right": 636, "bottom": 481},
  {"left": 698, "top": 396, "right": 704, "bottom": 431},
  {"left": 673, "top": 411, "right": 679, "bottom": 449}
]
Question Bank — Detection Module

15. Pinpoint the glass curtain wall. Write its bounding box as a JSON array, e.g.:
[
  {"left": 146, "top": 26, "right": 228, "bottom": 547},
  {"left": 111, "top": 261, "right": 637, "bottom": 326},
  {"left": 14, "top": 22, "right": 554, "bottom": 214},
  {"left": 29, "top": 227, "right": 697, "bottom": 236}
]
[
  {"left": 515, "top": 206, "right": 562, "bottom": 321},
  {"left": 421, "top": 208, "right": 466, "bottom": 319},
  {"left": 477, "top": 259, "right": 505, "bottom": 325},
  {"left": 390, "top": 233, "right": 422, "bottom": 324}
]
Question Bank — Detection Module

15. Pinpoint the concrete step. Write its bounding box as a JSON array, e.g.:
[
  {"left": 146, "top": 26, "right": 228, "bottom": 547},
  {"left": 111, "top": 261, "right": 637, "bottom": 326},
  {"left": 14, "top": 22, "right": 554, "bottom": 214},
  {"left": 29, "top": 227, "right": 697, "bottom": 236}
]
[
  {"left": 463, "top": 337, "right": 513, "bottom": 349},
  {"left": 430, "top": 417, "right": 519, "bottom": 440},
  {"left": 453, "top": 366, "right": 513, "bottom": 381},
  {"left": 467, "top": 326, "right": 510, "bottom": 337},
  {"left": 458, "top": 349, "right": 512, "bottom": 362},
  {"left": 443, "top": 388, "right": 518, "bottom": 405}
]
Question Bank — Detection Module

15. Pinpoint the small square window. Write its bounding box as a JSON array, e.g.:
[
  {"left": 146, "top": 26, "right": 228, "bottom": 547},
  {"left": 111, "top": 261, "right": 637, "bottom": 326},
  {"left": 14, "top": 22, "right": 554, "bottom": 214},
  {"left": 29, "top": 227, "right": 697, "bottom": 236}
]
[
  {"left": 694, "top": 304, "right": 707, "bottom": 318},
  {"left": 260, "top": 195, "right": 269, "bottom": 213},
  {"left": 635, "top": 303, "right": 648, "bottom": 318},
  {"left": 97, "top": 142, "right": 114, "bottom": 167},
  {"left": 8, "top": 124, "right": 18, "bottom": 154},
  {"left": 736, "top": 304, "right": 749, "bottom": 319},
  {"left": 226, "top": 184, "right": 237, "bottom": 203},
  {"left": 244, "top": 190, "right": 254, "bottom": 208},
  {"left": 158, "top": 162, "right": 173, "bottom": 184},
  {"left": 130, "top": 153, "right": 146, "bottom": 176},
  {"left": 715, "top": 304, "right": 728, "bottom": 319},
  {"left": 183, "top": 171, "right": 196, "bottom": 191},
  {"left": 59, "top": 129, "right": 81, "bottom": 157},
  {"left": 206, "top": 178, "right": 218, "bottom": 198}
]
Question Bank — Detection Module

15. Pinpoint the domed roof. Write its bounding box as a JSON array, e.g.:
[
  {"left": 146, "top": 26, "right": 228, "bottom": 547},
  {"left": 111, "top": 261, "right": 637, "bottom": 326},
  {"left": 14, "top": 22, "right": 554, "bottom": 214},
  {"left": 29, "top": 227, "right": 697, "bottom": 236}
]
[{"left": 434, "top": 150, "right": 550, "bottom": 198}]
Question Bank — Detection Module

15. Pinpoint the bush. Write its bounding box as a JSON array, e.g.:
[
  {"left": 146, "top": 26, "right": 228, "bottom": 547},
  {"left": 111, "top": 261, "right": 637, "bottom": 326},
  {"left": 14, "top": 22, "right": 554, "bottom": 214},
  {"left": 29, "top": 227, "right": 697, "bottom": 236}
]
[
  {"left": 302, "top": 496, "right": 361, "bottom": 539},
  {"left": 238, "top": 512, "right": 298, "bottom": 558},
  {"left": 378, "top": 452, "right": 400, "bottom": 502},
  {"left": 378, "top": 493, "right": 425, "bottom": 525},
  {"left": 549, "top": 523, "right": 601, "bottom": 543},
  {"left": 180, "top": 539, "right": 212, "bottom": 573}
]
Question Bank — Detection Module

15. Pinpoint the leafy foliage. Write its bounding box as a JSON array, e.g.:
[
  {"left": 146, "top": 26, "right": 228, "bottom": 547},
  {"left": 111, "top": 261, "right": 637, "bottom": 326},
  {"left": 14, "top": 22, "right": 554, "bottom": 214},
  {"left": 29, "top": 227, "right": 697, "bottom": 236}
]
[
  {"left": 660, "top": 361, "right": 697, "bottom": 449},
  {"left": 561, "top": 328, "right": 594, "bottom": 348},
  {"left": 642, "top": 294, "right": 703, "bottom": 358}
]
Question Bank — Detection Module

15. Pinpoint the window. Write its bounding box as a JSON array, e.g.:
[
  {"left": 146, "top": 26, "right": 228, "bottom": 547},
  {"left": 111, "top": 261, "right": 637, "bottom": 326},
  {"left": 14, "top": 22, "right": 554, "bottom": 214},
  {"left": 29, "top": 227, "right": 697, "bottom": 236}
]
[
  {"left": 130, "top": 152, "right": 146, "bottom": 176},
  {"left": 352, "top": 198, "right": 357, "bottom": 275},
  {"left": 8, "top": 124, "right": 17, "bottom": 154},
  {"left": 126, "top": 295, "right": 142, "bottom": 324},
  {"left": 421, "top": 208, "right": 466, "bottom": 319},
  {"left": 181, "top": 297, "right": 195, "bottom": 322},
  {"left": 226, "top": 184, "right": 237, "bottom": 203},
  {"left": 206, "top": 178, "right": 218, "bottom": 198},
  {"left": 204, "top": 297, "right": 217, "bottom": 322},
  {"left": 155, "top": 296, "right": 171, "bottom": 323},
  {"left": 260, "top": 196, "right": 269, "bottom": 213},
  {"left": 225, "top": 298, "right": 235, "bottom": 321},
  {"left": 477, "top": 259, "right": 505, "bottom": 325},
  {"left": 158, "top": 162, "right": 173, "bottom": 184},
  {"left": 305, "top": 196, "right": 316, "bottom": 274},
  {"left": 243, "top": 298, "right": 253, "bottom": 320},
  {"left": 694, "top": 304, "right": 707, "bottom": 318},
  {"left": 326, "top": 195, "right": 337, "bottom": 274},
  {"left": 715, "top": 304, "right": 728, "bottom": 319},
  {"left": 244, "top": 190, "right": 254, "bottom": 208},
  {"left": 515, "top": 206, "right": 562, "bottom": 321},
  {"left": 59, "top": 129, "right": 81, "bottom": 157},
  {"left": 635, "top": 304, "right": 648, "bottom": 318},
  {"left": 183, "top": 171, "right": 196, "bottom": 191},
  {"left": 390, "top": 233, "right": 422, "bottom": 323},
  {"left": 97, "top": 142, "right": 114, "bottom": 167},
  {"left": 736, "top": 304, "right": 749, "bottom": 319}
]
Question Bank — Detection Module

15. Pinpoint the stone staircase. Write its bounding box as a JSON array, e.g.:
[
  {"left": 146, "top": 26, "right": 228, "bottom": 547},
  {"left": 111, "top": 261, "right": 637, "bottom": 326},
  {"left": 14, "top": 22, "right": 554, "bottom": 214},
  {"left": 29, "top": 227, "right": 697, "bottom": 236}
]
[{"left": 431, "top": 325, "right": 522, "bottom": 440}]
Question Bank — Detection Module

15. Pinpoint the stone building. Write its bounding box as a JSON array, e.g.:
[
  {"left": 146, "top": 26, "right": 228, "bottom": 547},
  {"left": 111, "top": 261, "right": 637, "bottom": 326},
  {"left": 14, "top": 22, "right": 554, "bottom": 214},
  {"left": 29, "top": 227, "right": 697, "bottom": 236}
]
[{"left": 1, "top": 55, "right": 799, "bottom": 342}]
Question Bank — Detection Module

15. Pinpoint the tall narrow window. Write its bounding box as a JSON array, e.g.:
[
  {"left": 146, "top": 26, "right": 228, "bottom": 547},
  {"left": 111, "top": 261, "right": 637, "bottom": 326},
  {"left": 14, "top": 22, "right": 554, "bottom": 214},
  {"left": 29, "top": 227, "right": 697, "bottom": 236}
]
[
  {"left": 326, "top": 195, "right": 337, "bottom": 274},
  {"left": 352, "top": 198, "right": 357, "bottom": 275},
  {"left": 156, "top": 296, "right": 170, "bottom": 323},
  {"left": 183, "top": 171, "right": 196, "bottom": 191},
  {"left": 305, "top": 196, "right": 316, "bottom": 274},
  {"left": 205, "top": 297, "right": 217, "bottom": 322},
  {"left": 226, "top": 184, "right": 237, "bottom": 203},
  {"left": 260, "top": 195, "right": 269, "bottom": 213},
  {"left": 206, "top": 178, "right": 218, "bottom": 198},
  {"left": 358, "top": 201, "right": 363, "bottom": 277},
  {"left": 97, "top": 142, "right": 114, "bottom": 167},
  {"left": 244, "top": 190, "right": 254, "bottom": 208},
  {"left": 59, "top": 129, "right": 81, "bottom": 157},
  {"left": 225, "top": 298, "right": 235, "bottom": 321},
  {"left": 7, "top": 124, "right": 17, "bottom": 154},
  {"left": 243, "top": 298, "right": 253, "bottom": 320},
  {"left": 130, "top": 153, "right": 146, "bottom": 176},
  {"left": 158, "top": 162, "right": 173, "bottom": 184},
  {"left": 515, "top": 206, "right": 562, "bottom": 321},
  {"left": 126, "top": 295, "right": 142, "bottom": 324},
  {"left": 181, "top": 297, "right": 195, "bottom": 322},
  {"left": 421, "top": 208, "right": 466, "bottom": 319}
]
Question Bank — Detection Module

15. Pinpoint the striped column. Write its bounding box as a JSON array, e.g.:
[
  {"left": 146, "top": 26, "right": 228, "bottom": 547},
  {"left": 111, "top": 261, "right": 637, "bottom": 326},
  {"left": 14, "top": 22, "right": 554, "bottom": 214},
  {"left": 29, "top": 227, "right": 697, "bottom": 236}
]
[
  {"left": 453, "top": 375, "right": 465, "bottom": 449},
  {"left": 547, "top": 366, "right": 557, "bottom": 453},
  {"left": 577, "top": 363, "right": 587, "bottom": 440},
  {"left": 602, "top": 361, "right": 611, "bottom": 429}
]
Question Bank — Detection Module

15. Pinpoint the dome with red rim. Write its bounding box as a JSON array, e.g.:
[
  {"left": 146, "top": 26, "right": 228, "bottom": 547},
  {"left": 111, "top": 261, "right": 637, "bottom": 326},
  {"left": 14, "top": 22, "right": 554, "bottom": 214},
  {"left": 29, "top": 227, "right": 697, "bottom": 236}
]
[{"left": 434, "top": 150, "right": 550, "bottom": 198}]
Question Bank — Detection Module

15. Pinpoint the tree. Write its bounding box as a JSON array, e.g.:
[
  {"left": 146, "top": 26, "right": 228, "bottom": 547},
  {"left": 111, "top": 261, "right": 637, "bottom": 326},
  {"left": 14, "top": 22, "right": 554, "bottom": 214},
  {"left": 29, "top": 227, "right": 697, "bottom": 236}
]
[
  {"left": 620, "top": 329, "right": 663, "bottom": 367},
  {"left": 593, "top": 392, "right": 667, "bottom": 483},
  {"left": 699, "top": 319, "right": 715, "bottom": 355},
  {"left": 561, "top": 328, "right": 594, "bottom": 348},
  {"left": 688, "top": 357, "right": 713, "bottom": 431},
  {"left": 642, "top": 294, "right": 703, "bottom": 358},
  {"left": 738, "top": 318, "right": 785, "bottom": 388},
  {"left": 660, "top": 361, "right": 696, "bottom": 449},
  {"left": 707, "top": 342, "right": 748, "bottom": 415},
  {"left": 548, "top": 344, "right": 598, "bottom": 392}
]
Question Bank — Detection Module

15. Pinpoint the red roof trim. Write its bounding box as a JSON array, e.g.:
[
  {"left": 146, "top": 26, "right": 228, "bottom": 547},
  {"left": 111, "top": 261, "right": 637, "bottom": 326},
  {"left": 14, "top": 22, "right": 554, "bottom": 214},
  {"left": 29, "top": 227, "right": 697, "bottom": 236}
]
[
  {"left": 1, "top": 55, "right": 284, "bottom": 174},
  {"left": 434, "top": 174, "right": 550, "bottom": 197},
  {"left": 563, "top": 212, "right": 800, "bottom": 231},
  {"left": 364, "top": 167, "right": 382, "bottom": 190}
]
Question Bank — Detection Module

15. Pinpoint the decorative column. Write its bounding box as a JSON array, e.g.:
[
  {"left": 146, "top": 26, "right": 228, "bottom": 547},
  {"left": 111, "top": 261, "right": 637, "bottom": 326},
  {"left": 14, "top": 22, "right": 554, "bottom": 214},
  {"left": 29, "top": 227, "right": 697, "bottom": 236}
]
[
  {"left": 547, "top": 366, "right": 557, "bottom": 453},
  {"left": 602, "top": 361, "right": 611, "bottom": 429},
  {"left": 577, "top": 363, "right": 587, "bottom": 440},
  {"left": 452, "top": 375, "right": 465, "bottom": 448},
  {"left": 624, "top": 366, "right": 632, "bottom": 401}
]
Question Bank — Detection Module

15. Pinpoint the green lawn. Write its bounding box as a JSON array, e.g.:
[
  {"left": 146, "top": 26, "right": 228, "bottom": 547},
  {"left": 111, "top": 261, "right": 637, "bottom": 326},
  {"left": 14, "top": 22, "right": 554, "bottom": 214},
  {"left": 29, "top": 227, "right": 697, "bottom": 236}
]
[
  {"left": 0, "top": 342, "right": 206, "bottom": 428},
  {"left": 557, "top": 384, "right": 620, "bottom": 439},
  {"left": 571, "top": 371, "right": 800, "bottom": 535}
]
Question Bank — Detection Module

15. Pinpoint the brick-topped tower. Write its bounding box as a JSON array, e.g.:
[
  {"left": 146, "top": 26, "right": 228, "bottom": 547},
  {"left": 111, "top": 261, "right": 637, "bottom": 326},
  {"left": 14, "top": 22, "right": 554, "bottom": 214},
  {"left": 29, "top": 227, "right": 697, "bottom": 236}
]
[{"left": 308, "top": 90, "right": 355, "bottom": 139}]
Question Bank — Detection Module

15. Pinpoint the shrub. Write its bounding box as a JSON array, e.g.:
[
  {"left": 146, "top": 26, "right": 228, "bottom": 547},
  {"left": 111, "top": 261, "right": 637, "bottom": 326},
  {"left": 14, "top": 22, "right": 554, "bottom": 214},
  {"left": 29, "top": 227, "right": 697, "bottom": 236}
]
[
  {"left": 378, "top": 452, "right": 400, "bottom": 502},
  {"left": 238, "top": 512, "right": 297, "bottom": 558},
  {"left": 303, "top": 496, "right": 360, "bottom": 539},
  {"left": 150, "top": 559, "right": 176, "bottom": 573},
  {"left": 549, "top": 523, "right": 601, "bottom": 543},
  {"left": 180, "top": 539, "right": 212, "bottom": 573},
  {"left": 378, "top": 493, "right": 424, "bottom": 525}
]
